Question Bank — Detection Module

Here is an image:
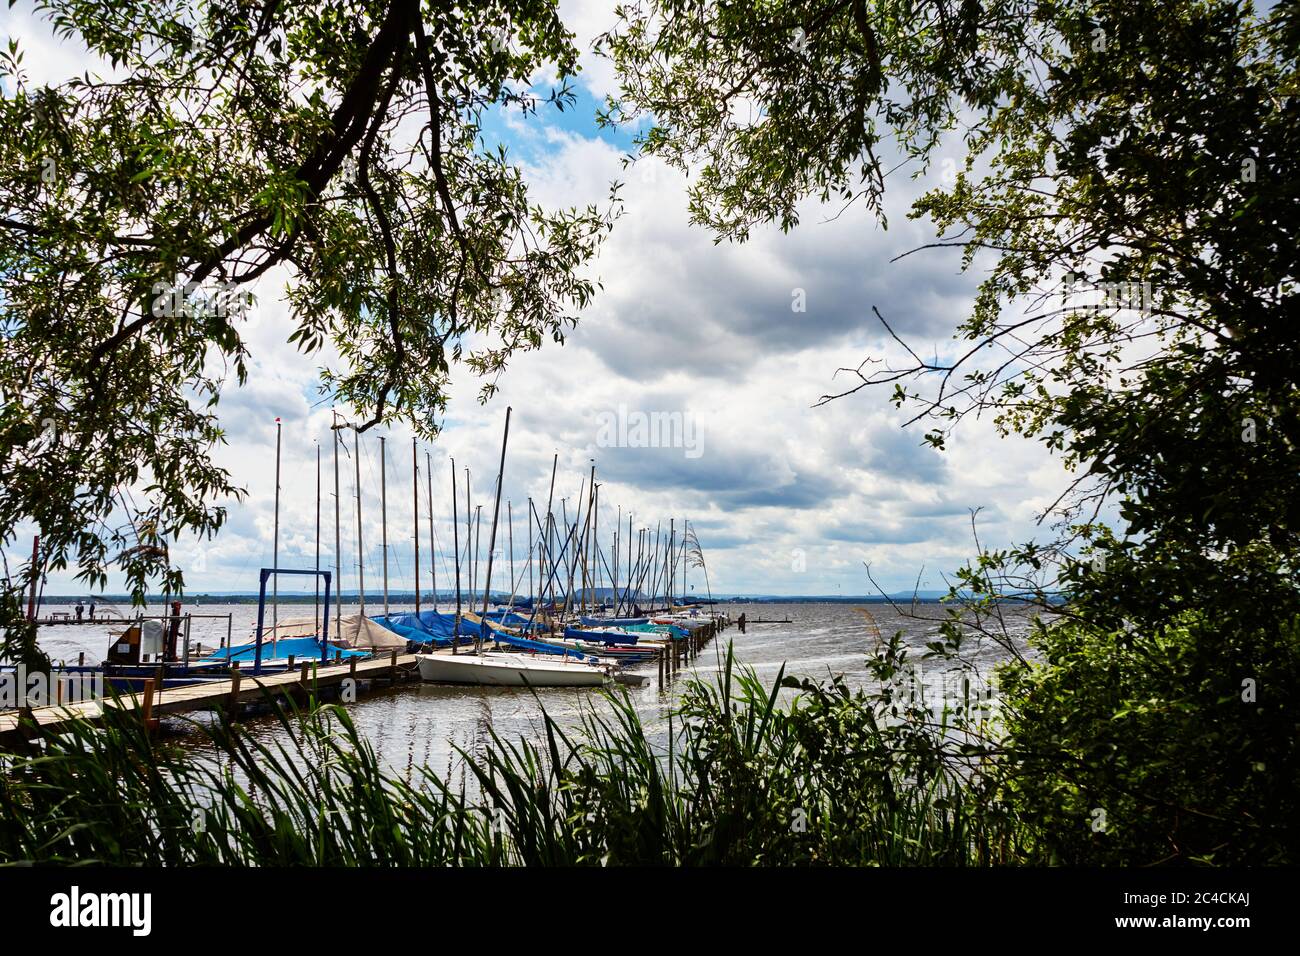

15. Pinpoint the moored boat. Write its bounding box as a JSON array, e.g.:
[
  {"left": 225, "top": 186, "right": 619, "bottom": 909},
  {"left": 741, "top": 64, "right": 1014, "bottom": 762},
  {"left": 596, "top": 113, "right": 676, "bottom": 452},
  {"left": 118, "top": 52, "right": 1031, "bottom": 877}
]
[{"left": 416, "top": 651, "right": 609, "bottom": 687}]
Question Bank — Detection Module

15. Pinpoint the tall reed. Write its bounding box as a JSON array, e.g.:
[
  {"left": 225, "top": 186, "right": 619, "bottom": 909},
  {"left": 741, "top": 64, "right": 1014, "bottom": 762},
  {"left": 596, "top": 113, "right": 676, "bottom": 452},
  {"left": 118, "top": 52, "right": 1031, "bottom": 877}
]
[{"left": 0, "top": 646, "right": 1023, "bottom": 865}]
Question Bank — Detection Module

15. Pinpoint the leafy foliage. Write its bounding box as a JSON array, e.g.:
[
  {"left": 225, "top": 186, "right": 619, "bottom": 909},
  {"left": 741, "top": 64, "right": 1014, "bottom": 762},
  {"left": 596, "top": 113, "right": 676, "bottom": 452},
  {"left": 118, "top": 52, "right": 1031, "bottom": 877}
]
[
  {"left": 0, "top": 649, "right": 1020, "bottom": 865},
  {"left": 603, "top": 0, "right": 1300, "bottom": 861},
  {"left": 0, "top": 1, "right": 618, "bottom": 660}
]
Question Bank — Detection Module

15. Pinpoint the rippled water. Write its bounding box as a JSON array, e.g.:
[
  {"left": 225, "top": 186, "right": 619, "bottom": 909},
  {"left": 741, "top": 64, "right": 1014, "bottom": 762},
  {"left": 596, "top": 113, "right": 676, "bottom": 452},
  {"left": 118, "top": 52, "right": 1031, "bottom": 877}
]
[{"left": 32, "top": 600, "right": 1031, "bottom": 777}]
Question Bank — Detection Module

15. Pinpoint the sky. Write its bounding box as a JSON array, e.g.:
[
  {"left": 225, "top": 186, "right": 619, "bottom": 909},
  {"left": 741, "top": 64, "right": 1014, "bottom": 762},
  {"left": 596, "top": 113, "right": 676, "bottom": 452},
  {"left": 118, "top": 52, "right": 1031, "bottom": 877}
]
[{"left": 6, "top": 0, "right": 1076, "bottom": 600}]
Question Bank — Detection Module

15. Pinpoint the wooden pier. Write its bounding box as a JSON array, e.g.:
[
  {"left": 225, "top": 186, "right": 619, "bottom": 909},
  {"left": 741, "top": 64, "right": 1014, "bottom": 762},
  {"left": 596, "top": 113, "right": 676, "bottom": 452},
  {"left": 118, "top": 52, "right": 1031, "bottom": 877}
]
[
  {"left": 2, "top": 616, "right": 732, "bottom": 749},
  {"left": 0, "top": 651, "right": 421, "bottom": 749}
]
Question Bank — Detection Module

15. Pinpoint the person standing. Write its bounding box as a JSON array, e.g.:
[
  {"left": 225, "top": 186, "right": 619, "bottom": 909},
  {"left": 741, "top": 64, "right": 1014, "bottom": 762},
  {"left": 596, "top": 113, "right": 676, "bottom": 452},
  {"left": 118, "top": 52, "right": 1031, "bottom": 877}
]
[
  {"left": 737, "top": 612, "right": 747, "bottom": 634},
  {"left": 89, "top": 601, "right": 96, "bottom": 621},
  {"left": 75, "top": 602, "right": 84, "bottom": 621}
]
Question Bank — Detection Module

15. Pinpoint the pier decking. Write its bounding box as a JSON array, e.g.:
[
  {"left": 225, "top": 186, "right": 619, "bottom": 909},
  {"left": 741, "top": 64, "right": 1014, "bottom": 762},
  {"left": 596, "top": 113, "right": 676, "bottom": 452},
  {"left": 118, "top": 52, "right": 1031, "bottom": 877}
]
[
  {"left": 0, "top": 651, "right": 421, "bottom": 748},
  {"left": 1, "top": 617, "right": 727, "bottom": 750}
]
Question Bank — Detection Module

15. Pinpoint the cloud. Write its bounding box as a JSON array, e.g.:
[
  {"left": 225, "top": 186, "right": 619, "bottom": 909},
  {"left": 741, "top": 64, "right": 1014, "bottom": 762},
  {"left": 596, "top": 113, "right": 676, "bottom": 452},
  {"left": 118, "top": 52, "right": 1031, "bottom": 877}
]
[{"left": 15, "top": 1, "right": 1075, "bottom": 599}]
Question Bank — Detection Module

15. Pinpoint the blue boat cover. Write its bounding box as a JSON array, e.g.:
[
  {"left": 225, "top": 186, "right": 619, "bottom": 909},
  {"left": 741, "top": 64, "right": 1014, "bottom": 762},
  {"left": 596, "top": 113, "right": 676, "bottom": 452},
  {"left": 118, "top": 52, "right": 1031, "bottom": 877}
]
[
  {"left": 486, "top": 610, "right": 547, "bottom": 632},
  {"left": 579, "top": 616, "right": 648, "bottom": 627},
  {"left": 563, "top": 626, "right": 639, "bottom": 646},
  {"left": 371, "top": 611, "right": 473, "bottom": 646},
  {"left": 487, "top": 630, "right": 599, "bottom": 661},
  {"left": 202, "top": 637, "right": 368, "bottom": 663},
  {"left": 625, "top": 623, "right": 691, "bottom": 640},
  {"left": 373, "top": 615, "right": 433, "bottom": 644}
]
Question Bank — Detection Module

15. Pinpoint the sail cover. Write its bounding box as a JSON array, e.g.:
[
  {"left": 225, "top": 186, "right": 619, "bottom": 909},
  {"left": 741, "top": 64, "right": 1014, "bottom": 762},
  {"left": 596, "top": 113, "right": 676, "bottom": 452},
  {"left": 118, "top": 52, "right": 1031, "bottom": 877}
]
[{"left": 334, "top": 614, "right": 408, "bottom": 651}]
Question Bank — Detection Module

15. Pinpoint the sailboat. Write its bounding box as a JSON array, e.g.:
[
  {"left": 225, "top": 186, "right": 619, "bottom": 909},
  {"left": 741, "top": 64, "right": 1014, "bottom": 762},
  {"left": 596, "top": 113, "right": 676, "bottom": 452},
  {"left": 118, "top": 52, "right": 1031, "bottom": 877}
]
[
  {"left": 414, "top": 408, "right": 611, "bottom": 688},
  {"left": 415, "top": 650, "right": 609, "bottom": 687}
]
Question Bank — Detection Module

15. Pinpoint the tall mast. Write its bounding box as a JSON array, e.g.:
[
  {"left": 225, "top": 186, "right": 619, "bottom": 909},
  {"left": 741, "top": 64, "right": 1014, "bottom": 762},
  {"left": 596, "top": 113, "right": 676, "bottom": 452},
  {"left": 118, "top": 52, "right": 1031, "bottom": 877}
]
[
  {"left": 464, "top": 468, "right": 472, "bottom": 605},
  {"left": 426, "top": 450, "right": 435, "bottom": 613},
  {"left": 314, "top": 441, "right": 321, "bottom": 636},
  {"left": 272, "top": 417, "right": 281, "bottom": 645},
  {"left": 584, "top": 463, "right": 596, "bottom": 609},
  {"left": 670, "top": 517, "right": 677, "bottom": 605},
  {"left": 380, "top": 435, "right": 388, "bottom": 618},
  {"left": 561, "top": 497, "right": 573, "bottom": 610},
  {"left": 473, "top": 505, "right": 482, "bottom": 605},
  {"left": 333, "top": 413, "right": 342, "bottom": 642},
  {"left": 543, "top": 454, "right": 557, "bottom": 610},
  {"left": 527, "top": 496, "right": 534, "bottom": 603},
  {"left": 354, "top": 429, "right": 364, "bottom": 616},
  {"left": 507, "top": 500, "right": 515, "bottom": 609},
  {"left": 412, "top": 438, "right": 420, "bottom": 617},
  {"left": 451, "top": 457, "right": 461, "bottom": 654},
  {"left": 595, "top": 485, "right": 602, "bottom": 604},
  {"left": 479, "top": 407, "right": 513, "bottom": 651}
]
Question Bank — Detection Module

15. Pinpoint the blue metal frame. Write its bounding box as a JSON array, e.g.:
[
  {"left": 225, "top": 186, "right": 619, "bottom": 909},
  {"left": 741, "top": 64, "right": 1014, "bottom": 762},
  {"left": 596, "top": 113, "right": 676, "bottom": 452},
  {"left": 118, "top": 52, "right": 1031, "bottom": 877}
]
[{"left": 253, "top": 568, "right": 332, "bottom": 676}]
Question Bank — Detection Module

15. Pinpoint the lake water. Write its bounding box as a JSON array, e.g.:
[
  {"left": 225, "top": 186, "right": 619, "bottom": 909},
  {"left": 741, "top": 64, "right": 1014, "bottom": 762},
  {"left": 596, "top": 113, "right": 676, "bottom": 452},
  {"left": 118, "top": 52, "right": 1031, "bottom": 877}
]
[{"left": 31, "top": 600, "right": 1031, "bottom": 778}]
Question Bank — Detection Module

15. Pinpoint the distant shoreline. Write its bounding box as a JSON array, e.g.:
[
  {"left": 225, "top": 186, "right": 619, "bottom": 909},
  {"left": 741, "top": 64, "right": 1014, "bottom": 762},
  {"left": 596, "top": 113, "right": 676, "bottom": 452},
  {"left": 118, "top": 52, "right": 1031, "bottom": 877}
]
[{"left": 32, "top": 592, "right": 980, "bottom": 606}]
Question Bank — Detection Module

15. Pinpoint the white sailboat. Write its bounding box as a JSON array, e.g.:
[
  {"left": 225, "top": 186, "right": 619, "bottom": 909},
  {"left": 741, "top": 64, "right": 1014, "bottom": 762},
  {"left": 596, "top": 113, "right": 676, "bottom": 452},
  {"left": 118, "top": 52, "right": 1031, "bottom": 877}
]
[
  {"left": 415, "top": 409, "right": 614, "bottom": 689},
  {"left": 417, "top": 650, "right": 609, "bottom": 687}
]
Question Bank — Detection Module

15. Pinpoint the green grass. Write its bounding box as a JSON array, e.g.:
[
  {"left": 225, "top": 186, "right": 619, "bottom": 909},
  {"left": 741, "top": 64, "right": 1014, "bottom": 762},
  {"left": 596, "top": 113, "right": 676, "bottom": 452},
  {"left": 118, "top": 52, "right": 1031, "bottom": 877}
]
[{"left": 0, "top": 646, "right": 1024, "bottom": 866}]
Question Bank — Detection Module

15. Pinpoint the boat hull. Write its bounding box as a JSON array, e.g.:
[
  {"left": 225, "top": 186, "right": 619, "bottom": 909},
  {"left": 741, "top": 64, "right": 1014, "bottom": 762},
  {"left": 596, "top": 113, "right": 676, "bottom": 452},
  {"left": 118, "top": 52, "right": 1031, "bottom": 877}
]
[{"left": 416, "top": 653, "right": 608, "bottom": 687}]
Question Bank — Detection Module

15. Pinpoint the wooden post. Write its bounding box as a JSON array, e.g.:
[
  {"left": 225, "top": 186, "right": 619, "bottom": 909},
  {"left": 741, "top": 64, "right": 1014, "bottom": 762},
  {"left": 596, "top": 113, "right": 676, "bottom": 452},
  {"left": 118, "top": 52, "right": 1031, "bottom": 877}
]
[
  {"left": 288, "top": 654, "right": 296, "bottom": 670},
  {"left": 299, "top": 660, "right": 310, "bottom": 686},
  {"left": 141, "top": 678, "right": 156, "bottom": 736},
  {"left": 25, "top": 536, "right": 39, "bottom": 621},
  {"left": 349, "top": 656, "right": 357, "bottom": 680},
  {"left": 227, "top": 664, "right": 242, "bottom": 720},
  {"left": 78, "top": 651, "right": 85, "bottom": 667},
  {"left": 389, "top": 649, "right": 398, "bottom": 683}
]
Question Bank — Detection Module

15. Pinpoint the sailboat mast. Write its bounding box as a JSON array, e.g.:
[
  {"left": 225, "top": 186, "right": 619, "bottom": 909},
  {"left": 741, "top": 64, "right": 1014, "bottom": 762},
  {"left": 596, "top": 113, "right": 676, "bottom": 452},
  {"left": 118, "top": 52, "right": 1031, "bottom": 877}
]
[
  {"left": 380, "top": 435, "right": 388, "bottom": 618},
  {"left": 464, "top": 468, "right": 472, "bottom": 605},
  {"left": 583, "top": 464, "right": 595, "bottom": 609},
  {"left": 354, "top": 429, "right": 364, "bottom": 616},
  {"left": 451, "top": 457, "right": 461, "bottom": 655},
  {"left": 314, "top": 442, "right": 320, "bottom": 635},
  {"left": 479, "top": 407, "right": 513, "bottom": 650},
  {"left": 543, "top": 454, "right": 557, "bottom": 610},
  {"left": 473, "top": 505, "right": 482, "bottom": 605},
  {"left": 594, "top": 482, "right": 602, "bottom": 607},
  {"left": 333, "top": 412, "right": 342, "bottom": 642},
  {"left": 272, "top": 417, "right": 281, "bottom": 643},
  {"left": 426, "top": 450, "right": 435, "bottom": 612},
  {"left": 671, "top": 522, "right": 678, "bottom": 605},
  {"left": 413, "top": 438, "right": 420, "bottom": 617},
  {"left": 507, "top": 500, "right": 514, "bottom": 609}
]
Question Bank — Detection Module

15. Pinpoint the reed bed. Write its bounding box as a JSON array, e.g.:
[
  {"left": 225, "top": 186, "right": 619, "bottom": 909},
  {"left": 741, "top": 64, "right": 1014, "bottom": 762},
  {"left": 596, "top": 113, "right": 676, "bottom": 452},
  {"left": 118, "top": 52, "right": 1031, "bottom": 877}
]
[{"left": 0, "top": 647, "right": 1023, "bottom": 865}]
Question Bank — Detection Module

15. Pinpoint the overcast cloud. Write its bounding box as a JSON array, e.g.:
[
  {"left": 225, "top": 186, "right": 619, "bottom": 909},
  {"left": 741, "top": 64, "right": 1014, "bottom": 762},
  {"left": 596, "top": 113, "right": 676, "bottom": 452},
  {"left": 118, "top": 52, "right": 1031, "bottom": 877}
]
[{"left": 6, "top": 0, "right": 1074, "bottom": 599}]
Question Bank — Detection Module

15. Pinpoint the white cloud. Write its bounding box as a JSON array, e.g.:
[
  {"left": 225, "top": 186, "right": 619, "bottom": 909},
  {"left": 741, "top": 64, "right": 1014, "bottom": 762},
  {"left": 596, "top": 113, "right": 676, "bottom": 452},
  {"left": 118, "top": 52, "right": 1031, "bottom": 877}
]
[{"left": 12, "top": 1, "right": 1073, "bottom": 599}]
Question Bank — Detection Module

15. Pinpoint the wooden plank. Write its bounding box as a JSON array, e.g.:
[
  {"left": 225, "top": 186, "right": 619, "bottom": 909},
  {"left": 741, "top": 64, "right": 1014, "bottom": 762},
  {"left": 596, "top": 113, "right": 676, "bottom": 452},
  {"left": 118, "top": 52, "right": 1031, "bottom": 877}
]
[{"left": 0, "top": 654, "right": 422, "bottom": 745}]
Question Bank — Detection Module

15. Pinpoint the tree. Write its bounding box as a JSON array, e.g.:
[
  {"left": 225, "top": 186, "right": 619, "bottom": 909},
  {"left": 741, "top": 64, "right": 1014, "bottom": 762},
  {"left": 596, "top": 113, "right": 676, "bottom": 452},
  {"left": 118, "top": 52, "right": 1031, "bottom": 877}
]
[
  {"left": 0, "top": 0, "right": 619, "bottom": 663},
  {"left": 602, "top": 0, "right": 1300, "bottom": 860}
]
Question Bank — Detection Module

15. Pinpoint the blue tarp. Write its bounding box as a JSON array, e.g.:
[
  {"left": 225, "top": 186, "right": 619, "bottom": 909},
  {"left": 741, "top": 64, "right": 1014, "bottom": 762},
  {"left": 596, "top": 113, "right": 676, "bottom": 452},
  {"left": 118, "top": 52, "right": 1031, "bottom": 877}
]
[
  {"left": 563, "top": 626, "right": 639, "bottom": 646},
  {"left": 373, "top": 615, "right": 432, "bottom": 644},
  {"left": 486, "top": 610, "right": 546, "bottom": 631},
  {"left": 369, "top": 611, "right": 472, "bottom": 646},
  {"left": 580, "top": 616, "right": 648, "bottom": 627},
  {"left": 202, "top": 636, "right": 368, "bottom": 663},
  {"left": 487, "top": 630, "right": 599, "bottom": 661},
  {"left": 626, "top": 622, "right": 691, "bottom": 640}
]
